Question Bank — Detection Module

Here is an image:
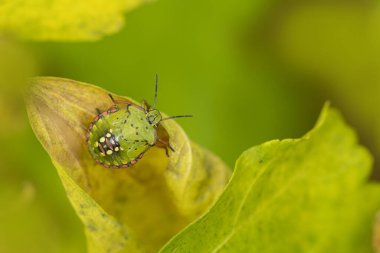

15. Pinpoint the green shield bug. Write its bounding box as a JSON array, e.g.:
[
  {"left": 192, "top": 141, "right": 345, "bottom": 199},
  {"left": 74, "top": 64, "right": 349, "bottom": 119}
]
[{"left": 86, "top": 75, "right": 192, "bottom": 169}]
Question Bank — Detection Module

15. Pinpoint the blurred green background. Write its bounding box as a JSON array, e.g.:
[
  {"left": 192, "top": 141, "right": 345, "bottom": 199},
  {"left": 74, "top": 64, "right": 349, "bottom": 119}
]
[{"left": 1, "top": 0, "right": 379, "bottom": 252}]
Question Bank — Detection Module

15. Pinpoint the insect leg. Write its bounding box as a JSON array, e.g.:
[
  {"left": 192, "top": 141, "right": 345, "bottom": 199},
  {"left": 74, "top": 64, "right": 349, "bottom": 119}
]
[
  {"left": 157, "top": 138, "right": 175, "bottom": 157},
  {"left": 126, "top": 104, "right": 131, "bottom": 117},
  {"left": 108, "top": 94, "right": 132, "bottom": 105},
  {"left": 141, "top": 99, "right": 151, "bottom": 112}
]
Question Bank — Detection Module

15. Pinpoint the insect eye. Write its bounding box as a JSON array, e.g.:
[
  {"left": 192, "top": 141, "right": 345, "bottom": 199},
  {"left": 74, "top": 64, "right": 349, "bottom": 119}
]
[
  {"left": 146, "top": 109, "right": 162, "bottom": 125},
  {"left": 147, "top": 114, "right": 156, "bottom": 124}
]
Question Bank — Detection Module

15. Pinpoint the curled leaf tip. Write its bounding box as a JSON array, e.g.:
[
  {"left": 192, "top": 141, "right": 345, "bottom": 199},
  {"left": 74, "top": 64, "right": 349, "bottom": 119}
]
[{"left": 26, "top": 76, "right": 231, "bottom": 253}]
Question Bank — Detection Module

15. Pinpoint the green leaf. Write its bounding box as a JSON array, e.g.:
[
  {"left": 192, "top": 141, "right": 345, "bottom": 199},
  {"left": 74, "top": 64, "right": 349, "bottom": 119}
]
[
  {"left": 0, "top": 0, "right": 148, "bottom": 41},
  {"left": 160, "top": 105, "right": 380, "bottom": 253},
  {"left": 25, "top": 77, "right": 231, "bottom": 253}
]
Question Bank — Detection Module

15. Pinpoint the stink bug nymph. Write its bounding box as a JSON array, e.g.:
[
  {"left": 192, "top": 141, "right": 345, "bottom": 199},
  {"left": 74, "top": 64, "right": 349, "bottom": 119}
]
[{"left": 86, "top": 75, "right": 192, "bottom": 169}]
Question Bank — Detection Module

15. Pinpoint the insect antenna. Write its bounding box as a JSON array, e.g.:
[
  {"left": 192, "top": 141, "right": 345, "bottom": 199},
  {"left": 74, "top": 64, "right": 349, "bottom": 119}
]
[
  {"left": 160, "top": 115, "right": 193, "bottom": 122},
  {"left": 152, "top": 73, "right": 159, "bottom": 109}
]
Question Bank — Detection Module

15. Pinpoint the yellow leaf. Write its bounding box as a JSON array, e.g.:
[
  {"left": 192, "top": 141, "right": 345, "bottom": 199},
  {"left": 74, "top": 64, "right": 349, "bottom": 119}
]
[
  {"left": 26, "top": 77, "right": 231, "bottom": 253},
  {"left": 0, "top": 0, "right": 148, "bottom": 41}
]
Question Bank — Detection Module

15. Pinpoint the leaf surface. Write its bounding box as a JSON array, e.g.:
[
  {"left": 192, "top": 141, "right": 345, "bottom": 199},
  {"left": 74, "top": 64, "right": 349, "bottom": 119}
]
[
  {"left": 160, "top": 105, "right": 380, "bottom": 253},
  {"left": 26, "top": 77, "right": 230, "bottom": 253},
  {"left": 0, "top": 0, "right": 148, "bottom": 41}
]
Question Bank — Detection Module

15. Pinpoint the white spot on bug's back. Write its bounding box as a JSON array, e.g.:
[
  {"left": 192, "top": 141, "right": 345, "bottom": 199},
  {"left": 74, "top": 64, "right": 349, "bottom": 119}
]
[
  {"left": 106, "top": 150, "right": 113, "bottom": 155},
  {"left": 100, "top": 137, "right": 106, "bottom": 143},
  {"left": 115, "top": 147, "right": 119, "bottom": 151},
  {"left": 106, "top": 133, "right": 111, "bottom": 138}
]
